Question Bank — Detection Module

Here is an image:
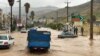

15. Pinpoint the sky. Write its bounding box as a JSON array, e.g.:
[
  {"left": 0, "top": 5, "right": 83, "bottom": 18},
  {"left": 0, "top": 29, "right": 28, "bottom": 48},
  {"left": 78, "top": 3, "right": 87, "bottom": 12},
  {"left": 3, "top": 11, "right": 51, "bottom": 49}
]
[{"left": 0, "top": 0, "right": 90, "bottom": 8}]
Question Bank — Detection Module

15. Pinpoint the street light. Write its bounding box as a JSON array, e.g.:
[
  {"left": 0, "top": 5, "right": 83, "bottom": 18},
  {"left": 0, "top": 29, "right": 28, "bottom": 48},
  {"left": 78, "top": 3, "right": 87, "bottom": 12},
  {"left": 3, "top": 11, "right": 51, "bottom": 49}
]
[
  {"left": 90, "top": 0, "right": 94, "bottom": 40},
  {"left": 8, "top": 0, "right": 15, "bottom": 32},
  {"left": 24, "top": 3, "right": 30, "bottom": 30}
]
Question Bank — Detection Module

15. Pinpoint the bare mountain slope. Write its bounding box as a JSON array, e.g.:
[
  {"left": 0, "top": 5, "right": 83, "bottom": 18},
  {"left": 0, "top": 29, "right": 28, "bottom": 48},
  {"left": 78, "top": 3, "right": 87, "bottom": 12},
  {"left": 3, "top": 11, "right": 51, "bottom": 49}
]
[{"left": 40, "top": 0, "right": 100, "bottom": 21}]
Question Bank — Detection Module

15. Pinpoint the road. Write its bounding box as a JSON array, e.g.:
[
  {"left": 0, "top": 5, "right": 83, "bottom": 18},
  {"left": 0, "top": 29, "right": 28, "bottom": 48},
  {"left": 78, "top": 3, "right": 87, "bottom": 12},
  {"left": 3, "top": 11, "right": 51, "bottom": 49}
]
[{"left": 0, "top": 28, "right": 100, "bottom": 56}]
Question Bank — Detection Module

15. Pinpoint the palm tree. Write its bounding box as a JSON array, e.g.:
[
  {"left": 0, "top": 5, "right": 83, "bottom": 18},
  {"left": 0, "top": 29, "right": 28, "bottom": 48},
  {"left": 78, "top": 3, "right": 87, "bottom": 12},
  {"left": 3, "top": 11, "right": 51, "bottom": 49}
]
[
  {"left": 8, "top": 0, "right": 15, "bottom": 32},
  {"left": 30, "top": 11, "right": 35, "bottom": 21},
  {"left": 8, "top": 0, "right": 14, "bottom": 6},
  {"left": 24, "top": 3, "right": 30, "bottom": 29}
]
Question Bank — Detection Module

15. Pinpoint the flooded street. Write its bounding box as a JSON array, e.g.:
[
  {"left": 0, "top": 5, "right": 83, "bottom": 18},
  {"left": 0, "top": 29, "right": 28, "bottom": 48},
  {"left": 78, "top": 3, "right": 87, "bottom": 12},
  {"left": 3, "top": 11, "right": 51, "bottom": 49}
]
[{"left": 0, "top": 28, "right": 100, "bottom": 56}]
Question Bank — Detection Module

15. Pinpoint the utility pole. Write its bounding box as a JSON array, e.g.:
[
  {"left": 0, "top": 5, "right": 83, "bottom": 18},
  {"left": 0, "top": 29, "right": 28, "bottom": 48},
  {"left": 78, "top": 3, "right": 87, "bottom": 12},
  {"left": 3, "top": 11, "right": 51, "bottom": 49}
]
[
  {"left": 17, "top": 0, "right": 21, "bottom": 23},
  {"left": 11, "top": 6, "right": 13, "bottom": 32},
  {"left": 56, "top": 11, "right": 58, "bottom": 19},
  {"left": 56, "top": 11, "right": 58, "bottom": 23},
  {"left": 65, "top": 0, "right": 70, "bottom": 22},
  {"left": 90, "top": 0, "right": 94, "bottom": 40},
  {"left": 19, "top": 0, "right": 21, "bottom": 23},
  {"left": 65, "top": 0, "right": 70, "bottom": 30}
]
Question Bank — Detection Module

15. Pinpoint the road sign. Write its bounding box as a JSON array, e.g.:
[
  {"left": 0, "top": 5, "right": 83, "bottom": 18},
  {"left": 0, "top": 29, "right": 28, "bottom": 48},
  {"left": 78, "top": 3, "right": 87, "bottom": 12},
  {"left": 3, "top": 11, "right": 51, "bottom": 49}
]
[
  {"left": 72, "top": 18, "right": 80, "bottom": 22},
  {"left": 71, "top": 15, "right": 84, "bottom": 21},
  {"left": 79, "top": 16, "right": 84, "bottom": 21}
]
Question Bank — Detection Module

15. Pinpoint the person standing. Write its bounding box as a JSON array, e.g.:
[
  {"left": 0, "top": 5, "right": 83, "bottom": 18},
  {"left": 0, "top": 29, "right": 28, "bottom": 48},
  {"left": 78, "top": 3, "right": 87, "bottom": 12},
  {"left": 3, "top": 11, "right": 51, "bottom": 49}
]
[
  {"left": 81, "top": 27, "right": 84, "bottom": 36},
  {"left": 74, "top": 26, "right": 76, "bottom": 35},
  {"left": 75, "top": 27, "right": 78, "bottom": 35}
]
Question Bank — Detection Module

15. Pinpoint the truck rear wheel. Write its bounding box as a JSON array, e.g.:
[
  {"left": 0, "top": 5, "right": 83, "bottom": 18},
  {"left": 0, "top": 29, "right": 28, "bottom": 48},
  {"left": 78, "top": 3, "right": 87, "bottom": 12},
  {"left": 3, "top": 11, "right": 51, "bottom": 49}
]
[{"left": 43, "top": 48, "right": 49, "bottom": 52}]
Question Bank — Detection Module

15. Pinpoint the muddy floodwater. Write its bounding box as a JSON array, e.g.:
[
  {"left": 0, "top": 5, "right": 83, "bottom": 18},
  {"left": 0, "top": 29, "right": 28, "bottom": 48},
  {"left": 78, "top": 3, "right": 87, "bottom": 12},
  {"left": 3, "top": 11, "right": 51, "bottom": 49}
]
[{"left": 0, "top": 28, "right": 100, "bottom": 56}]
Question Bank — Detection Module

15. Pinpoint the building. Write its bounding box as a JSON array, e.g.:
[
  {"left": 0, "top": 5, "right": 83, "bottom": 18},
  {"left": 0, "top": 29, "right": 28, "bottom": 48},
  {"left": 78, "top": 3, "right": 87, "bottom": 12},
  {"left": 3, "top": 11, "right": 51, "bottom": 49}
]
[{"left": 94, "top": 21, "right": 100, "bottom": 26}]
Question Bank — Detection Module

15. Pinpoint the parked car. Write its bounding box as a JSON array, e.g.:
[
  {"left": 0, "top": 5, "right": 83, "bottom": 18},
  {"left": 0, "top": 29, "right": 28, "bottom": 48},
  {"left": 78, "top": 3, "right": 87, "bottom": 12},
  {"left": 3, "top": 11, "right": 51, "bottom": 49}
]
[
  {"left": 0, "top": 34, "right": 14, "bottom": 48},
  {"left": 20, "top": 28, "right": 28, "bottom": 33},
  {"left": 58, "top": 31, "right": 77, "bottom": 38},
  {"left": 27, "top": 29, "right": 51, "bottom": 51}
]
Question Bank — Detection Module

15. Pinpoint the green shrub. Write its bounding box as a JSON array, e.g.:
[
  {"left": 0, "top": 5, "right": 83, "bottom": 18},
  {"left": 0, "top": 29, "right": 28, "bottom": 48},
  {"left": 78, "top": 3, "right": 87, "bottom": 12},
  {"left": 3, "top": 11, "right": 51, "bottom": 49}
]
[
  {"left": 46, "top": 23, "right": 64, "bottom": 30},
  {"left": 27, "top": 24, "right": 34, "bottom": 28}
]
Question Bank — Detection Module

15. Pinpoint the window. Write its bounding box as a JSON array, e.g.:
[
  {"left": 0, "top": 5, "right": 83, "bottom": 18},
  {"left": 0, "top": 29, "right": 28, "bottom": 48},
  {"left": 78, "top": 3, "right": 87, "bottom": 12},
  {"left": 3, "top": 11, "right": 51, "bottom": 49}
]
[{"left": 0, "top": 36, "right": 7, "bottom": 40}]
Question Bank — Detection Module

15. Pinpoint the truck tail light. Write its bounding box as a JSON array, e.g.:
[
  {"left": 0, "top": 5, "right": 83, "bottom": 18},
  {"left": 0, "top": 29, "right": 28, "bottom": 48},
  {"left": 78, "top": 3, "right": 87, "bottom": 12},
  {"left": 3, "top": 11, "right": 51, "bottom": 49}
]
[{"left": 4, "top": 42, "right": 8, "bottom": 45}]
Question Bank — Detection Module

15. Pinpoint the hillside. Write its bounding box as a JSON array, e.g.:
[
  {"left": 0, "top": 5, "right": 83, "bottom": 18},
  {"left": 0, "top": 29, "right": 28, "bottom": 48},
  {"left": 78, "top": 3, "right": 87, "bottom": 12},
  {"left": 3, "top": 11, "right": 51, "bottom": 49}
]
[
  {"left": 39, "top": 0, "right": 100, "bottom": 23},
  {"left": 1, "top": 6, "right": 58, "bottom": 17}
]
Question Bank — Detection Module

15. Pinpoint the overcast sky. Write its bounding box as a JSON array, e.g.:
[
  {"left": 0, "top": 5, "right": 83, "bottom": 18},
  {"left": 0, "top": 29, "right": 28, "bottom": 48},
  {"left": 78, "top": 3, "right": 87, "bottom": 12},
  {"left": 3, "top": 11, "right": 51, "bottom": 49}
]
[{"left": 0, "top": 0, "right": 90, "bottom": 8}]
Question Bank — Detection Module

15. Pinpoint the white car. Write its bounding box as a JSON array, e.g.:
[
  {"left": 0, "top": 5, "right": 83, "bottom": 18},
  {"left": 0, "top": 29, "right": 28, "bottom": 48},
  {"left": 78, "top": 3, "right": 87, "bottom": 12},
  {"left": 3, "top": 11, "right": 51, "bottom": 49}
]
[
  {"left": 0, "top": 34, "right": 14, "bottom": 48},
  {"left": 58, "top": 31, "right": 77, "bottom": 38},
  {"left": 20, "top": 28, "right": 28, "bottom": 33}
]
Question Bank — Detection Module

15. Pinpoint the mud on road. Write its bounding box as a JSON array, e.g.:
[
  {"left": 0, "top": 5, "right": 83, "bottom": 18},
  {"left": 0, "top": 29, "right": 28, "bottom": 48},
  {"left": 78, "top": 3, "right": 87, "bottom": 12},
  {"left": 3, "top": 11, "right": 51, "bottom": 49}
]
[{"left": 0, "top": 28, "right": 100, "bottom": 56}]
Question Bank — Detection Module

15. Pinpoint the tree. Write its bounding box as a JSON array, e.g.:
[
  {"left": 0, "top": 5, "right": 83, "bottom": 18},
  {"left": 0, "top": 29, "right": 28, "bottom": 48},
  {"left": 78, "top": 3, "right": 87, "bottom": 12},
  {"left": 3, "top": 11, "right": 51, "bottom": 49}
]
[
  {"left": 12, "top": 17, "right": 17, "bottom": 31},
  {"left": 24, "top": 3, "right": 30, "bottom": 14},
  {"left": 3, "top": 14, "right": 6, "bottom": 28},
  {"left": 30, "top": 11, "right": 35, "bottom": 20},
  {"left": 8, "top": 0, "right": 14, "bottom": 6},
  {"left": 8, "top": 0, "right": 15, "bottom": 32},
  {"left": 24, "top": 3, "right": 30, "bottom": 29}
]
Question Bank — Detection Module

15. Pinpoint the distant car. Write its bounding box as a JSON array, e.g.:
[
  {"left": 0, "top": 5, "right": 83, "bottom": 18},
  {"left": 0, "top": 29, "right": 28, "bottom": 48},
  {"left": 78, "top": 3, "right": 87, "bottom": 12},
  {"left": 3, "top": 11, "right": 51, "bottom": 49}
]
[
  {"left": 20, "top": 28, "right": 28, "bottom": 33},
  {"left": 58, "top": 31, "right": 77, "bottom": 38},
  {"left": 0, "top": 34, "right": 14, "bottom": 48}
]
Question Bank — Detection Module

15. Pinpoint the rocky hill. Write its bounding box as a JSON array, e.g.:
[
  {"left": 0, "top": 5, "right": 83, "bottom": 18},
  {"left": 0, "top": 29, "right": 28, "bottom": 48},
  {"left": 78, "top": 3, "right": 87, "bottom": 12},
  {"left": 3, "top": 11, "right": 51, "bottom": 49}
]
[
  {"left": 39, "top": 0, "right": 100, "bottom": 22},
  {"left": 1, "top": 6, "right": 59, "bottom": 17}
]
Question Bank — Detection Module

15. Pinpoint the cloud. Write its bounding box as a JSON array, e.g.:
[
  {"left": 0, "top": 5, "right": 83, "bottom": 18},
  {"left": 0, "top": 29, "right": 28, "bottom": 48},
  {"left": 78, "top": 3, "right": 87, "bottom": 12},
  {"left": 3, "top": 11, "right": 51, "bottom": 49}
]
[{"left": 0, "top": 0, "right": 90, "bottom": 8}]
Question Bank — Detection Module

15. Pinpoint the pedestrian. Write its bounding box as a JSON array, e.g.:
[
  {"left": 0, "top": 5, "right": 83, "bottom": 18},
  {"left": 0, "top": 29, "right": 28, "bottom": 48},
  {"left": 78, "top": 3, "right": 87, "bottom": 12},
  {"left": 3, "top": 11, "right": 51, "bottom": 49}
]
[
  {"left": 75, "top": 27, "right": 78, "bottom": 35},
  {"left": 74, "top": 26, "right": 76, "bottom": 35},
  {"left": 81, "top": 27, "right": 84, "bottom": 36}
]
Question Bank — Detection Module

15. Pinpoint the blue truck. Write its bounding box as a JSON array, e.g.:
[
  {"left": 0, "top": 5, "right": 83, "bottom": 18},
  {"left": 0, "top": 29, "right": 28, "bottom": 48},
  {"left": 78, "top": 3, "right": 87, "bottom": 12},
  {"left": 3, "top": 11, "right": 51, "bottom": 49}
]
[{"left": 27, "top": 29, "right": 51, "bottom": 51}]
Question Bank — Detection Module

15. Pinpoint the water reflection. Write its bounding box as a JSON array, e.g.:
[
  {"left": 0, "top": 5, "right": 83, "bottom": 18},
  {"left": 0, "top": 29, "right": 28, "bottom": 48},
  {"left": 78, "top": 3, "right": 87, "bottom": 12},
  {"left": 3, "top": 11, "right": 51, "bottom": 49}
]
[
  {"left": 89, "top": 40, "right": 94, "bottom": 46},
  {"left": 89, "top": 40, "right": 94, "bottom": 56}
]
